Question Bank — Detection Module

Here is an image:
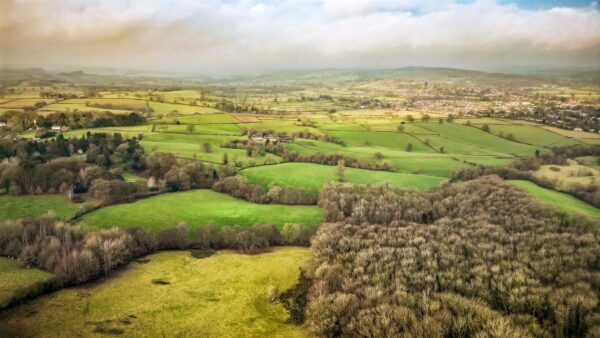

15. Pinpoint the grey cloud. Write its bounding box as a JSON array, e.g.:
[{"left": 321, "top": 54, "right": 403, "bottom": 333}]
[{"left": 1, "top": 0, "right": 599, "bottom": 74}]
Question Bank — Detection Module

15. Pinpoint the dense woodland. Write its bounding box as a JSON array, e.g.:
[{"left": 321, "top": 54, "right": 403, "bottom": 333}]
[{"left": 303, "top": 177, "right": 600, "bottom": 337}]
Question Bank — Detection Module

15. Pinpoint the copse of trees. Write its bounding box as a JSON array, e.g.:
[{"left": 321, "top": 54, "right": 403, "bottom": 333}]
[
  {"left": 0, "top": 132, "right": 145, "bottom": 170},
  {"left": 212, "top": 176, "right": 318, "bottom": 205},
  {"left": 0, "top": 133, "right": 145, "bottom": 195},
  {"left": 0, "top": 157, "right": 108, "bottom": 195},
  {"left": 0, "top": 215, "right": 314, "bottom": 289},
  {"left": 304, "top": 177, "right": 600, "bottom": 337}
]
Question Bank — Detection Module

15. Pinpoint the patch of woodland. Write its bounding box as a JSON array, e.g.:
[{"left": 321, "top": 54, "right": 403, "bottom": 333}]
[
  {"left": 0, "top": 133, "right": 144, "bottom": 195},
  {"left": 303, "top": 176, "right": 600, "bottom": 337}
]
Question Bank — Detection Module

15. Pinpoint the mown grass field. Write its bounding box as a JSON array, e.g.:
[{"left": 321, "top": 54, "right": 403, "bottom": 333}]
[
  {"left": 0, "top": 258, "right": 54, "bottom": 309},
  {"left": 413, "top": 122, "right": 541, "bottom": 156},
  {"left": 240, "top": 162, "right": 446, "bottom": 192},
  {"left": 151, "top": 113, "right": 240, "bottom": 124},
  {"left": 80, "top": 189, "right": 322, "bottom": 230},
  {"left": 483, "top": 124, "right": 580, "bottom": 147},
  {"left": 38, "top": 103, "right": 135, "bottom": 115},
  {"left": 508, "top": 180, "right": 600, "bottom": 219},
  {"left": 0, "top": 195, "right": 85, "bottom": 222},
  {"left": 0, "top": 248, "right": 309, "bottom": 337}
]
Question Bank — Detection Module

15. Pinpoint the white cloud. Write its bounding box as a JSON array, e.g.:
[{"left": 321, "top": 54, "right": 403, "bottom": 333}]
[{"left": 1, "top": 0, "right": 599, "bottom": 74}]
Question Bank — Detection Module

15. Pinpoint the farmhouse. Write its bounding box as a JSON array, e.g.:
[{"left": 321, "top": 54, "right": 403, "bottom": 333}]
[
  {"left": 249, "top": 132, "right": 290, "bottom": 143},
  {"left": 0, "top": 122, "right": 6, "bottom": 127},
  {"left": 51, "top": 125, "right": 69, "bottom": 132}
]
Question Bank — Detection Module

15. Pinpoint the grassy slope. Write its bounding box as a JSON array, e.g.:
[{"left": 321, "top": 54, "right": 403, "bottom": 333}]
[
  {"left": 323, "top": 130, "right": 435, "bottom": 153},
  {"left": 414, "top": 122, "right": 540, "bottom": 156},
  {"left": 0, "top": 258, "right": 54, "bottom": 309},
  {"left": 0, "top": 248, "right": 308, "bottom": 337},
  {"left": 240, "top": 162, "right": 446, "bottom": 192},
  {"left": 508, "top": 180, "right": 600, "bottom": 219},
  {"left": 484, "top": 124, "right": 580, "bottom": 147},
  {"left": 80, "top": 189, "right": 322, "bottom": 230},
  {"left": 0, "top": 195, "right": 83, "bottom": 222}
]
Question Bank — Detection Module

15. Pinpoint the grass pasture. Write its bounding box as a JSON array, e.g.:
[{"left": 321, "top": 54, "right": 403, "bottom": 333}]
[
  {"left": 60, "top": 98, "right": 148, "bottom": 110},
  {"left": 154, "top": 123, "right": 240, "bottom": 136},
  {"left": 539, "top": 125, "right": 600, "bottom": 140},
  {"left": 38, "top": 103, "right": 135, "bottom": 115},
  {"left": 484, "top": 124, "right": 580, "bottom": 147},
  {"left": 0, "top": 194, "right": 85, "bottom": 222},
  {"left": 414, "top": 122, "right": 540, "bottom": 156},
  {"left": 240, "top": 162, "right": 446, "bottom": 192},
  {"left": 140, "top": 132, "right": 281, "bottom": 166},
  {"left": 151, "top": 113, "right": 240, "bottom": 125},
  {"left": 0, "top": 258, "right": 55, "bottom": 309},
  {"left": 79, "top": 189, "right": 322, "bottom": 230},
  {"left": 0, "top": 98, "right": 55, "bottom": 109},
  {"left": 0, "top": 248, "right": 309, "bottom": 337},
  {"left": 532, "top": 159, "right": 599, "bottom": 189},
  {"left": 508, "top": 180, "right": 600, "bottom": 219},
  {"left": 324, "top": 130, "right": 435, "bottom": 153},
  {"left": 149, "top": 102, "right": 222, "bottom": 115}
]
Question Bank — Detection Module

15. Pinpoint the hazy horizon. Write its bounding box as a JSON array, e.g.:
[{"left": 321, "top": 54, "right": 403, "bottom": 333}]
[{"left": 2, "top": 0, "right": 600, "bottom": 76}]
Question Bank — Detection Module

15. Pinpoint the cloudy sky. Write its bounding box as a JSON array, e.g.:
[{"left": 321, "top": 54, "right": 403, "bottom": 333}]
[{"left": 1, "top": 0, "right": 600, "bottom": 75}]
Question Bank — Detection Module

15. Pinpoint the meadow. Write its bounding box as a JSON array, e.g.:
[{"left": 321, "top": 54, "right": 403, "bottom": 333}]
[
  {"left": 532, "top": 159, "right": 600, "bottom": 189},
  {"left": 0, "top": 258, "right": 54, "bottom": 309},
  {"left": 79, "top": 189, "right": 322, "bottom": 230},
  {"left": 0, "top": 248, "right": 309, "bottom": 337},
  {"left": 482, "top": 124, "right": 581, "bottom": 147},
  {"left": 0, "top": 195, "right": 86, "bottom": 222},
  {"left": 240, "top": 162, "right": 446, "bottom": 192},
  {"left": 508, "top": 180, "right": 600, "bottom": 219}
]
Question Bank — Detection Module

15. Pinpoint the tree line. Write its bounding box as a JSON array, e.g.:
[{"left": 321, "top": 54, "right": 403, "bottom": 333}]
[
  {"left": 1, "top": 110, "right": 146, "bottom": 135},
  {"left": 0, "top": 215, "right": 314, "bottom": 300}
]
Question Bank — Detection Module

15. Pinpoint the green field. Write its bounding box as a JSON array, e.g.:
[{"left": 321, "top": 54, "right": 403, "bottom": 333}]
[
  {"left": 0, "top": 195, "right": 85, "bottom": 222},
  {"left": 240, "top": 162, "right": 446, "bottom": 192},
  {"left": 324, "top": 130, "right": 435, "bottom": 153},
  {"left": 80, "top": 189, "right": 322, "bottom": 230},
  {"left": 151, "top": 113, "right": 240, "bottom": 125},
  {"left": 38, "top": 103, "right": 135, "bottom": 115},
  {"left": 484, "top": 124, "right": 580, "bottom": 147},
  {"left": 140, "top": 132, "right": 281, "bottom": 166},
  {"left": 0, "top": 248, "right": 308, "bottom": 337},
  {"left": 508, "top": 180, "right": 600, "bottom": 219},
  {"left": 149, "top": 102, "right": 222, "bottom": 115},
  {"left": 414, "top": 122, "right": 541, "bottom": 156},
  {"left": 0, "top": 258, "right": 55, "bottom": 309}
]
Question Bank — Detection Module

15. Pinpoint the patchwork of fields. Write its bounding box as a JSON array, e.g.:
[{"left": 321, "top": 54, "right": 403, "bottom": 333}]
[{"left": 2, "top": 83, "right": 600, "bottom": 336}]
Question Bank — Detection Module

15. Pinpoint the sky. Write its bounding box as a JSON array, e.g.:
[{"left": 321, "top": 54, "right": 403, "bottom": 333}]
[{"left": 1, "top": 0, "right": 600, "bottom": 75}]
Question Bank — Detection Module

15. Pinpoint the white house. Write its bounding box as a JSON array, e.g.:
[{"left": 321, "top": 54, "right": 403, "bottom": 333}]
[
  {"left": 0, "top": 122, "right": 6, "bottom": 127},
  {"left": 51, "top": 125, "right": 63, "bottom": 131}
]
